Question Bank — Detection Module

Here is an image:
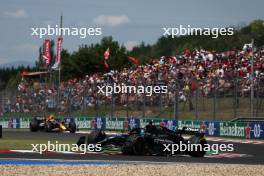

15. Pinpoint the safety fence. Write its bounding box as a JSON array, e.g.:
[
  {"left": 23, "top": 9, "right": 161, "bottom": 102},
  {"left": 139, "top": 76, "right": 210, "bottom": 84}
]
[
  {"left": 1, "top": 77, "right": 264, "bottom": 121},
  {"left": 0, "top": 116, "right": 263, "bottom": 140}
]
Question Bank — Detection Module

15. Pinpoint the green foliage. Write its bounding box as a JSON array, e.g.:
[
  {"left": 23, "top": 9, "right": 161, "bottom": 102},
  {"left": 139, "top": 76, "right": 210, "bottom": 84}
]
[{"left": 60, "top": 36, "right": 129, "bottom": 80}]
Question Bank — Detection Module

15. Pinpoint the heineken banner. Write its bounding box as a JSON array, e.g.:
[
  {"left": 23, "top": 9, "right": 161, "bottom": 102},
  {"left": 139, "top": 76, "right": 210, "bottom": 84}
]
[
  {"left": 219, "top": 122, "right": 246, "bottom": 138},
  {"left": 0, "top": 116, "right": 264, "bottom": 139},
  {"left": 105, "top": 117, "right": 124, "bottom": 130},
  {"left": 74, "top": 117, "right": 92, "bottom": 129}
]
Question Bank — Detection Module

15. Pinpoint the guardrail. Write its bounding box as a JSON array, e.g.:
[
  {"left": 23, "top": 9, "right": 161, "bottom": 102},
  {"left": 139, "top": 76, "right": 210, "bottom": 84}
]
[
  {"left": 0, "top": 116, "right": 263, "bottom": 140},
  {"left": 231, "top": 117, "right": 264, "bottom": 123}
]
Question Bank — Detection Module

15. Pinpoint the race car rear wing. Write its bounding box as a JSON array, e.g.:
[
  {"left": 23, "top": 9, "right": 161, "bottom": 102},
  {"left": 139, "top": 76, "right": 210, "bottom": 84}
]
[
  {"left": 176, "top": 127, "right": 204, "bottom": 136},
  {"left": 34, "top": 116, "right": 46, "bottom": 121}
]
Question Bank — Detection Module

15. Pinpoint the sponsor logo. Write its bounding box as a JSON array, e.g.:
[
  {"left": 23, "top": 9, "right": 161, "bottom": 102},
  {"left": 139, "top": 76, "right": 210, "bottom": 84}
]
[
  {"left": 96, "top": 117, "right": 102, "bottom": 129},
  {"left": 140, "top": 119, "right": 149, "bottom": 128},
  {"left": 245, "top": 124, "right": 251, "bottom": 138},
  {"left": 178, "top": 121, "right": 200, "bottom": 129},
  {"left": 75, "top": 118, "right": 91, "bottom": 129},
  {"left": 20, "top": 118, "right": 29, "bottom": 128},
  {"left": 128, "top": 118, "right": 136, "bottom": 130},
  {"left": 0, "top": 120, "right": 8, "bottom": 128},
  {"left": 166, "top": 120, "right": 175, "bottom": 130},
  {"left": 200, "top": 122, "right": 207, "bottom": 132},
  {"left": 208, "top": 122, "right": 216, "bottom": 135},
  {"left": 220, "top": 123, "right": 245, "bottom": 137},
  {"left": 8, "top": 118, "right": 19, "bottom": 128},
  {"left": 123, "top": 119, "right": 129, "bottom": 130},
  {"left": 253, "top": 124, "right": 263, "bottom": 138},
  {"left": 91, "top": 118, "right": 96, "bottom": 129},
  {"left": 105, "top": 118, "right": 123, "bottom": 130}
]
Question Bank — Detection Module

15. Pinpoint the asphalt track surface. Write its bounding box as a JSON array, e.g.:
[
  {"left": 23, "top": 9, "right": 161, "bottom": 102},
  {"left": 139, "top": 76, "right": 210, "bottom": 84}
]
[{"left": 1, "top": 130, "right": 264, "bottom": 165}]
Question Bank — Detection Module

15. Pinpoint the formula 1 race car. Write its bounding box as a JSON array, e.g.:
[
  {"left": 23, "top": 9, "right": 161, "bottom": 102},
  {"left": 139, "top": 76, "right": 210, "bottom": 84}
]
[
  {"left": 77, "top": 123, "right": 207, "bottom": 157},
  {"left": 30, "top": 115, "right": 77, "bottom": 133}
]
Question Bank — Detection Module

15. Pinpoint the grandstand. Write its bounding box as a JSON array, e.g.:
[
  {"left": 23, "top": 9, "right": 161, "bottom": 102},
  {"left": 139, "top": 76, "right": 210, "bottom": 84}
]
[{"left": 1, "top": 46, "right": 264, "bottom": 120}]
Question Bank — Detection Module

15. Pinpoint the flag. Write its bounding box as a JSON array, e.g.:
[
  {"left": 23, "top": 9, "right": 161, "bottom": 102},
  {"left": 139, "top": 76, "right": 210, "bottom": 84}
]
[
  {"left": 242, "top": 42, "right": 254, "bottom": 58},
  {"left": 51, "top": 62, "right": 59, "bottom": 70},
  {"left": 104, "top": 60, "right": 109, "bottom": 69},
  {"left": 43, "top": 39, "right": 51, "bottom": 67},
  {"left": 104, "top": 48, "right": 110, "bottom": 60},
  {"left": 52, "top": 37, "right": 63, "bottom": 70},
  {"left": 243, "top": 43, "right": 253, "bottom": 51},
  {"left": 18, "top": 83, "right": 26, "bottom": 92},
  {"left": 56, "top": 37, "right": 63, "bottom": 64},
  {"left": 103, "top": 48, "right": 110, "bottom": 69},
  {"left": 128, "top": 56, "right": 140, "bottom": 65}
]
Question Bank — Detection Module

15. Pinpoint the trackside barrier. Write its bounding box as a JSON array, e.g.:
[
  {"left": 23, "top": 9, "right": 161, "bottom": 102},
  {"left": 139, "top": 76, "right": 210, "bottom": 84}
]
[{"left": 0, "top": 116, "right": 263, "bottom": 140}]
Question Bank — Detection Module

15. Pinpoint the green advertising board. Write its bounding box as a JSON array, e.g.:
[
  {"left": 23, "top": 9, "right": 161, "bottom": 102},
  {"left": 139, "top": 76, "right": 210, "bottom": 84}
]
[
  {"left": 105, "top": 117, "right": 124, "bottom": 130},
  {"left": 219, "top": 122, "right": 246, "bottom": 138},
  {"left": 177, "top": 120, "right": 201, "bottom": 128}
]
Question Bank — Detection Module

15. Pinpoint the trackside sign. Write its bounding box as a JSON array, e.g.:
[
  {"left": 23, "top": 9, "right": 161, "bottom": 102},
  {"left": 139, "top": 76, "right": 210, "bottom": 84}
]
[
  {"left": 105, "top": 118, "right": 123, "bottom": 130},
  {"left": 219, "top": 122, "right": 245, "bottom": 138},
  {"left": 1, "top": 116, "right": 264, "bottom": 140}
]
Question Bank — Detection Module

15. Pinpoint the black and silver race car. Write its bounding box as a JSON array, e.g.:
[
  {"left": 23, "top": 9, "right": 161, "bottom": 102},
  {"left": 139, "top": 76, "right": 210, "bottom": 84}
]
[
  {"left": 77, "top": 123, "right": 207, "bottom": 157},
  {"left": 30, "top": 116, "right": 77, "bottom": 133}
]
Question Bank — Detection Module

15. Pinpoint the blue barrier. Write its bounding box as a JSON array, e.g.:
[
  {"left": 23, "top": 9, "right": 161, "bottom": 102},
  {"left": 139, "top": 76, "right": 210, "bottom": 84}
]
[{"left": 1, "top": 116, "right": 264, "bottom": 140}]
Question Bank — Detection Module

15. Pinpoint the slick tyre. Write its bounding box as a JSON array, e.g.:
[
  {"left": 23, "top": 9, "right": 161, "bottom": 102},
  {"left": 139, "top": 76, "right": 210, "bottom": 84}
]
[
  {"left": 69, "top": 122, "right": 77, "bottom": 133},
  {"left": 122, "top": 136, "right": 145, "bottom": 155},
  {"left": 30, "top": 120, "right": 39, "bottom": 132},
  {"left": 188, "top": 136, "right": 207, "bottom": 157},
  {"left": 132, "top": 136, "right": 145, "bottom": 155}
]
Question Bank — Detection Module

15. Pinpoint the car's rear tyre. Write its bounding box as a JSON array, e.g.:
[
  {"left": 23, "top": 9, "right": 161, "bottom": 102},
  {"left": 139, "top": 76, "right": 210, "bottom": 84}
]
[
  {"left": 77, "top": 136, "right": 86, "bottom": 146},
  {"left": 188, "top": 136, "right": 207, "bottom": 157},
  {"left": 30, "top": 120, "right": 39, "bottom": 132},
  {"left": 122, "top": 136, "right": 145, "bottom": 155},
  {"left": 69, "top": 122, "right": 77, "bottom": 133},
  {"left": 122, "top": 141, "right": 134, "bottom": 155},
  {"left": 132, "top": 136, "right": 145, "bottom": 155}
]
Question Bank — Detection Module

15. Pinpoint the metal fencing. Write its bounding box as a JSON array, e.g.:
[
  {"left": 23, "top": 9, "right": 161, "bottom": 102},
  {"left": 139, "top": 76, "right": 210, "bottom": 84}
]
[{"left": 1, "top": 76, "right": 264, "bottom": 120}]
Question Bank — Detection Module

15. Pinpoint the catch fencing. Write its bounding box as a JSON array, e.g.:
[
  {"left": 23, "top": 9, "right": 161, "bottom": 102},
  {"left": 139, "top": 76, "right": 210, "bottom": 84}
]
[{"left": 1, "top": 76, "right": 264, "bottom": 121}]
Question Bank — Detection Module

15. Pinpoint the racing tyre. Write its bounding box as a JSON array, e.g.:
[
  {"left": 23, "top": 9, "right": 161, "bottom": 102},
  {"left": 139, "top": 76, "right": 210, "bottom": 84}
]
[
  {"left": 30, "top": 120, "right": 39, "bottom": 132},
  {"left": 188, "top": 135, "right": 207, "bottom": 157},
  {"left": 132, "top": 136, "right": 145, "bottom": 155},
  {"left": 68, "top": 122, "right": 77, "bottom": 133},
  {"left": 122, "top": 136, "right": 145, "bottom": 155},
  {"left": 77, "top": 136, "right": 86, "bottom": 146},
  {"left": 121, "top": 141, "right": 134, "bottom": 155}
]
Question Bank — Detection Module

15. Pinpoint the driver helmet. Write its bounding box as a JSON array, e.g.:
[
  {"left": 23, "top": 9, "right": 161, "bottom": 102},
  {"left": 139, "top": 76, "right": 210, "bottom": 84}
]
[
  {"left": 47, "top": 115, "right": 55, "bottom": 121},
  {"left": 159, "top": 122, "right": 166, "bottom": 128}
]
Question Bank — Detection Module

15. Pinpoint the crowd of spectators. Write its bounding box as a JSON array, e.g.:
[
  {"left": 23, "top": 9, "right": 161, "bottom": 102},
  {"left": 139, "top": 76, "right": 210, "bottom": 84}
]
[{"left": 2, "top": 46, "right": 264, "bottom": 114}]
